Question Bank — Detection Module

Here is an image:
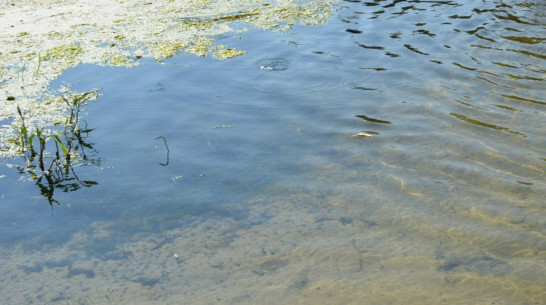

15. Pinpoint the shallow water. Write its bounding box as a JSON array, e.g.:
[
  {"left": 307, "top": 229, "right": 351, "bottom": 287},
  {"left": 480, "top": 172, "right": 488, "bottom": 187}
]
[{"left": 1, "top": 0, "right": 545, "bottom": 304}]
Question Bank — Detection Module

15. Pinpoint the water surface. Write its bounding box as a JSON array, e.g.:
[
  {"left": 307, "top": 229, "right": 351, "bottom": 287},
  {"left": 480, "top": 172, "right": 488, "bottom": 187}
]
[{"left": 1, "top": 0, "right": 545, "bottom": 304}]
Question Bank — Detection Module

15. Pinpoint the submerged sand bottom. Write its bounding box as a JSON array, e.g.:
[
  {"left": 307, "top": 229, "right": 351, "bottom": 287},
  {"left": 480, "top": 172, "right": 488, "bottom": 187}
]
[{"left": 1, "top": 184, "right": 545, "bottom": 305}]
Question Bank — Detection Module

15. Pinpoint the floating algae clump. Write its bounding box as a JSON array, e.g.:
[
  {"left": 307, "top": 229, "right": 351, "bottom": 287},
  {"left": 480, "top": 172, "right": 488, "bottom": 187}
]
[
  {"left": 186, "top": 38, "right": 214, "bottom": 57},
  {"left": 151, "top": 41, "right": 190, "bottom": 61},
  {"left": 213, "top": 47, "right": 246, "bottom": 60},
  {"left": 101, "top": 51, "right": 132, "bottom": 66},
  {"left": 0, "top": 0, "right": 339, "bottom": 158},
  {"left": 44, "top": 44, "right": 84, "bottom": 61}
]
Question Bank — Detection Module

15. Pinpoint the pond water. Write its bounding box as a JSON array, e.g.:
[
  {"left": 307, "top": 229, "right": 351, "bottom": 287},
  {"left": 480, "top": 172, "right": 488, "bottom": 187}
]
[{"left": 1, "top": 0, "right": 545, "bottom": 304}]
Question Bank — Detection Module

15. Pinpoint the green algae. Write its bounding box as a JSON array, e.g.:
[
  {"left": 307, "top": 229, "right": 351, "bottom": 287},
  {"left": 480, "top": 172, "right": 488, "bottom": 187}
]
[
  {"left": 213, "top": 47, "right": 246, "bottom": 60},
  {"left": 101, "top": 52, "right": 132, "bottom": 66},
  {"left": 44, "top": 44, "right": 83, "bottom": 61},
  {"left": 47, "top": 31, "right": 65, "bottom": 40},
  {"left": 186, "top": 38, "right": 214, "bottom": 57},
  {"left": 151, "top": 41, "right": 189, "bottom": 61}
]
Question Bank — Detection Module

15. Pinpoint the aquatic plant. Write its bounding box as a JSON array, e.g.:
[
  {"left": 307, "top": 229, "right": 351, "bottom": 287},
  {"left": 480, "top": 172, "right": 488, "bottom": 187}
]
[
  {"left": 13, "top": 89, "right": 100, "bottom": 205},
  {"left": 15, "top": 90, "right": 98, "bottom": 171}
]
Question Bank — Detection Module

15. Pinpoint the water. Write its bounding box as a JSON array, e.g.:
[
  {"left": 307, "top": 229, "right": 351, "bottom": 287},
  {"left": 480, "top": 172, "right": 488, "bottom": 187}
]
[{"left": 1, "top": 1, "right": 545, "bottom": 304}]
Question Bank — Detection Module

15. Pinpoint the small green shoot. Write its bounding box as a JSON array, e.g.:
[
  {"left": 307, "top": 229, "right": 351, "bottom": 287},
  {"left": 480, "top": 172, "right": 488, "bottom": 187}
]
[{"left": 12, "top": 89, "right": 100, "bottom": 205}]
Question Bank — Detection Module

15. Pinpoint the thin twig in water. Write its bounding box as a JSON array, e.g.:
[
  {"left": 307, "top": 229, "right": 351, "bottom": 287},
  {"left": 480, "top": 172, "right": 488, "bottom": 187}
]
[{"left": 155, "top": 136, "right": 170, "bottom": 166}]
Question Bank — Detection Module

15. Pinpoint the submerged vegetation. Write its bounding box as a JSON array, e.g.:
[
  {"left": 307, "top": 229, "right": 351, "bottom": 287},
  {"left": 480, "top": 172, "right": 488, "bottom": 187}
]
[{"left": 0, "top": 0, "right": 339, "bottom": 159}]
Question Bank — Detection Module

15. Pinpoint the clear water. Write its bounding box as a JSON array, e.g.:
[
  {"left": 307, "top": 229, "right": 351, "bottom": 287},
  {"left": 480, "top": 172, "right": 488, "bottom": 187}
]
[{"left": 1, "top": 1, "right": 545, "bottom": 304}]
